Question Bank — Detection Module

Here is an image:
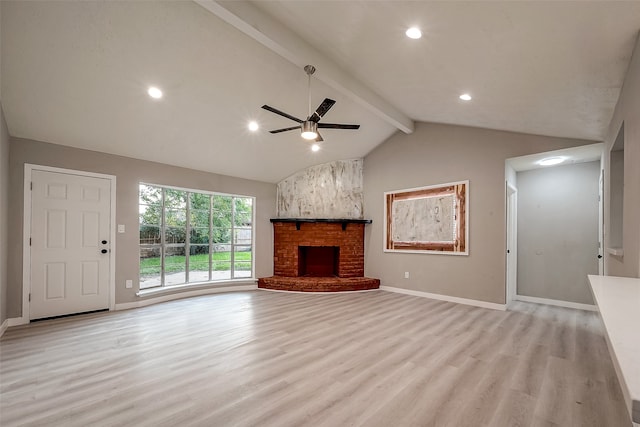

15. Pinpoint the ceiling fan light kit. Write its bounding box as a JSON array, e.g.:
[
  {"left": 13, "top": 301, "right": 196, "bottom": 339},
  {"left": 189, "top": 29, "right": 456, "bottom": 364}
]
[
  {"left": 262, "top": 65, "right": 360, "bottom": 143},
  {"left": 301, "top": 121, "right": 318, "bottom": 140}
]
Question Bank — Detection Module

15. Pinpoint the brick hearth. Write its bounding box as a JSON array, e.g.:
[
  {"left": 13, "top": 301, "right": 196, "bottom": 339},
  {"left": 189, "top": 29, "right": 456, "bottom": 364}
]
[
  {"left": 258, "top": 219, "right": 380, "bottom": 292},
  {"left": 258, "top": 276, "right": 380, "bottom": 292}
]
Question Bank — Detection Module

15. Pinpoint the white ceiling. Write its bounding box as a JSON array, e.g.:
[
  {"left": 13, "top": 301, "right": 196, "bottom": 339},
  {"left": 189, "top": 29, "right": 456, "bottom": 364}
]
[{"left": 1, "top": 1, "right": 640, "bottom": 183}]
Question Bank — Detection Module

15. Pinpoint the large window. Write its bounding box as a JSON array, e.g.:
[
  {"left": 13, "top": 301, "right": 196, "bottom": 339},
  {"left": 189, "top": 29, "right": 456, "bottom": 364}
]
[{"left": 139, "top": 184, "right": 254, "bottom": 290}]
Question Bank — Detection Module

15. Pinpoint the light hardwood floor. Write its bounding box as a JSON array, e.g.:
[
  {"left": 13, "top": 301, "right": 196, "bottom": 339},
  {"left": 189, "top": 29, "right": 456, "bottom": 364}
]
[{"left": 0, "top": 290, "right": 632, "bottom": 427}]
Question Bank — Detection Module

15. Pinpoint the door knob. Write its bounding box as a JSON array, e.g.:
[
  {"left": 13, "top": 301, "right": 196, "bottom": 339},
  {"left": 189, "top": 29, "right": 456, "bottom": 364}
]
[
  {"left": 101, "top": 240, "right": 108, "bottom": 244},
  {"left": 597, "top": 254, "right": 603, "bottom": 259},
  {"left": 101, "top": 249, "right": 108, "bottom": 254}
]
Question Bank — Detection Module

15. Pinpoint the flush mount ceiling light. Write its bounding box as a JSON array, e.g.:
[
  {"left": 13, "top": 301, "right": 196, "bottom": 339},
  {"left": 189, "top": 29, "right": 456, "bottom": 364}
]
[
  {"left": 406, "top": 27, "right": 422, "bottom": 39},
  {"left": 147, "top": 86, "right": 163, "bottom": 99},
  {"left": 459, "top": 93, "right": 472, "bottom": 101},
  {"left": 248, "top": 121, "right": 259, "bottom": 132},
  {"left": 538, "top": 156, "right": 566, "bottom": 166},
  {"left": 311, "top": 143, "right": 320, "bottom": 152}
]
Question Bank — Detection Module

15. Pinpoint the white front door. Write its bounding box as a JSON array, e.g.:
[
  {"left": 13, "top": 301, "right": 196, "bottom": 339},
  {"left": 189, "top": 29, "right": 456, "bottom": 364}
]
[{"left": 30, "top": 169, "right": 112, "bottom": 319}]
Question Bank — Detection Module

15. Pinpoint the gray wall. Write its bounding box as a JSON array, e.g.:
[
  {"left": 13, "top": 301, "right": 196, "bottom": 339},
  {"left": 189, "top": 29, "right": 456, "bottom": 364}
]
[
  {"left": 0, "top": 106, "right": 8, "bottom": 325},
  {"left": 363, "top": 121, "right": 592, "bottom": 304},
  {"left": 7, "top": 138, "right": 276, "bottom": 318},
  {"left": 516, "top": 161, "right": 599, "bottom": 305},
  {"left": 605, "top": 34, "right": 640, "bottom": 277}
]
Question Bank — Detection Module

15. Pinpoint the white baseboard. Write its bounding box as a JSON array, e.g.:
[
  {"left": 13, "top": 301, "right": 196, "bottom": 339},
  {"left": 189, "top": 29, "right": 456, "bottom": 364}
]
[
  {"left": 1, "top": 317, "right": 30, "bottom": 336},
  {"left": 380, "top": 286, "right": 506, "bottom": 311},
  {"left": 0, "top": 318, "right": 8, "bottom": 337},
  {"left": 115, "top": 284, "right": 258, "bottom": 310},
  {"left": 514, "top": 294, "right": 597, "bottom": 311},
  {"left": 8, "top": 317, "right": 29, "bottom": 326}
]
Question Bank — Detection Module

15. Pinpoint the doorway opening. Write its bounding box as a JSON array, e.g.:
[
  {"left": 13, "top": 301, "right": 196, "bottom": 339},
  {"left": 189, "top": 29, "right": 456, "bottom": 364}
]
[{"left": 505, "top": 143, "right": 603, "bottom": 311}]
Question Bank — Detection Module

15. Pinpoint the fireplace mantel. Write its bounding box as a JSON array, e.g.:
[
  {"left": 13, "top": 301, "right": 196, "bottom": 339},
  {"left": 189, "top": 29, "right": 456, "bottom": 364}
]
[{"left": 271, "top": 218, "right": 372, "bottom": 231}]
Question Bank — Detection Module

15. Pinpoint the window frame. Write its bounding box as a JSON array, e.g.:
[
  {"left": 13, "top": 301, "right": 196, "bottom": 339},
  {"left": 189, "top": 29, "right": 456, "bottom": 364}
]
[{"left": 139, "top": 182, "right": 255, "bottom": 289}]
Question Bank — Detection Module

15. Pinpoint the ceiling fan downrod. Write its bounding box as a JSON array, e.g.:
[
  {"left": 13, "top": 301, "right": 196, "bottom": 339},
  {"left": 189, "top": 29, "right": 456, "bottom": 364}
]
[{"left": 304, "top": 65, "right": 316, "bottom": 119}]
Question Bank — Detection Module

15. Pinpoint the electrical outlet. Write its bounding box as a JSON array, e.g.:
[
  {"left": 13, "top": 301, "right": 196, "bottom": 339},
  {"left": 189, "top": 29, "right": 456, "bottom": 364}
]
[
  {"left": 404, "top": 271, "right": 410, "bottom": 279},
  {"left": 118, "top": 224, "right": 125, "bottom": 233},
  {"left": 125, "top": 279, "right": 133, "bottom": 289}
]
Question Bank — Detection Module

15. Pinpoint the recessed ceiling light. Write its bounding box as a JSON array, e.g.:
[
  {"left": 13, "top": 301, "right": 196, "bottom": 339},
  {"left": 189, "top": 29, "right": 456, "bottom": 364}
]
[
  {"left": 459, "top": 93, "right": 472, "bottom": 101},
  {"left": 405, "top": 27, "right": 422, "bottom": 39},
  {"left": 147, "top": 86, "right": 163, "bottom": 99},
  {"left": 538, "top": 157, "right": 566, "bottom": 166},
  {"left": 248, "top": 121, "right": 259, "bottom": 132},
  {"left": 311, "top": 144, "right": 320, "bottom": 152}
]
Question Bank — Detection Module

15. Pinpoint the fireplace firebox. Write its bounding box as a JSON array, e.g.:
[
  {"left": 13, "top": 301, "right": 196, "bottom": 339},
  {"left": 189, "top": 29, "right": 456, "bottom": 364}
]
[{"left": 298, "top": 246, "right": 339, "bottom": 277}]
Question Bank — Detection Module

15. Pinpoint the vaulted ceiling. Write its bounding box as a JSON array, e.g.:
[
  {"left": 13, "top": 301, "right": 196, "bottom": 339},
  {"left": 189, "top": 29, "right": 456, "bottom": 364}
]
[{"left": 2, "top": 1, "right": 639, "bottom": 183}]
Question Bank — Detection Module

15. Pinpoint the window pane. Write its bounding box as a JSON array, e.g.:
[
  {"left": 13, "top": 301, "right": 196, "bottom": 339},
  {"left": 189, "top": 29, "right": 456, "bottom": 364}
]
[
  {"left": 165, "top": 209, "right": 186, "bottom": 228},
  {"left": 234, "top": 263, "right": 252, "bottom": 278},
  {"left": 212, "top": 261, "right": 231, "bottom": 280},
  {"left": 164, "top": 247, "right": 186, "bottom": 286},
  {"left": 164, "top": 227, "right": 186, "bottom": 244},
  {"left": 213, "top": 228, "right": 231, "bottom": 245},
  {"left": 213, "top": 195, "right": 232, "bottom": 211},
  {"left": 189, "top": 245, "right": 210, "bottom": 283},
  {"left": 140, "top": 225, "right": 161, "bottom": 245},
  {"left": 213, "top": 249, "right": 231, "bottom": 261},
  {"left": 190, "top": 227, "right": 210, "bottom": 244},
  {"left": 234, "top": 246, "right": 252, "bottom": 260},
  {"left": 234, "top": 197, "right": 253, "bottom": 226},
  {"left": 139, "top": 205, "right": 162, "bottom": 226},
  {"left": 234, "top": 228, "right": 252, "bottom": 245},
  {"left": 213, "top": 210, "right": 231, "bottom": 228},
  {"left": 140, "top": 246, "right": 161, "bottom": 289},
  {"left": 139, "top": 184, "right": 162, "bottom": 206},
  {"left": 190, "top": 193, "right": 210, "bottom": 210},
  {"left": 165, "top": 189, "right": 187, "bottom": 209},
  {"left": 233, "top": 245, "right": 252, "bottom": 278},
  {"left": 190, "top": 209, "right": 210, "bottom": 228}
]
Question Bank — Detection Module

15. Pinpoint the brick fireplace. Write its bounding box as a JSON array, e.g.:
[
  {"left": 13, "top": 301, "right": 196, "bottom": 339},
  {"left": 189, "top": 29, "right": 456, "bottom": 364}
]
[{"left": 258, "top": 219, "right": 380, "bottom": 292}]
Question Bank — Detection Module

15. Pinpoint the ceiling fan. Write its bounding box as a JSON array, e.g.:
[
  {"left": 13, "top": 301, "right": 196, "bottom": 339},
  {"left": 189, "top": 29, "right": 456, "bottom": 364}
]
[{"left": 262, "top": 65, "right": 360, "bottom": 142}]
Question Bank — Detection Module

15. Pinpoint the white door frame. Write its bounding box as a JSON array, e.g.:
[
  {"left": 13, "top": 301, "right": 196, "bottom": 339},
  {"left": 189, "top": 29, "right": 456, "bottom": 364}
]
[
  {"left": 598, "top": 168, "right": 604, "bottom": 275},
  {"left": 22, "top": 164, "right": 116, "bottom": 323},
  {"left": 506, "top": 183, "right": 518, "bottom": 307}
]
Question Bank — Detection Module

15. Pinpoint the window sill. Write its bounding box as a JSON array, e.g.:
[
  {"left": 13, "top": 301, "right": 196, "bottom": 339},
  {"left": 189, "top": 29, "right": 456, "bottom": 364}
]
[{"left": 137, "top": 278, "right": 257, "bottom": 297}]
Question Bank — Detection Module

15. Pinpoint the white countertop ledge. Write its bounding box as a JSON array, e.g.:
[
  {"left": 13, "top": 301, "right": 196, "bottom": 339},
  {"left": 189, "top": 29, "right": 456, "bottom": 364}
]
[{"left": 588, "top": 274, "right": 640, "bottom": 424}]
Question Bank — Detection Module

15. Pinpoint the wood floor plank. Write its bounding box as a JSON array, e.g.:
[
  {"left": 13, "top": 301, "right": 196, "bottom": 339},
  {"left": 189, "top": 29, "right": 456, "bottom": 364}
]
[{"left": 0, "top": 290, "right": 632, "bottom": 427}]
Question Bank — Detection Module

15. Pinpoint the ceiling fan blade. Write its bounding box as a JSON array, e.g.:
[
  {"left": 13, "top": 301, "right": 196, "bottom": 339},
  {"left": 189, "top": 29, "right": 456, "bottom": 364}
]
[
  {"left": 261, "top": 105, "right": 303, "bottom": 123},
  {"left": 315, "top": 132, "right": 324, "bottom": 142},
  {"left": 269, "top": 126, "right": 300, "bottom": 134},
  {"left": 317, "top": 123, "right": 360, "bottom": 130},
  {"left": 309, "top": 98, "right": 336, "bottom": 122}
]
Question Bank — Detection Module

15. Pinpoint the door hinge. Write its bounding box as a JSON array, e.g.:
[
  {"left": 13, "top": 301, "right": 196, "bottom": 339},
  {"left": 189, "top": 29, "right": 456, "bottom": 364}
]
[
  {"left": 28, "top": 293, "right": 31, "bottom": 302},
  {"left": 30, "top": 182, "right": 33, "bottom": 191},
  {"left": 29, "top": 238, "right": 32, "bottom": 246}
]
